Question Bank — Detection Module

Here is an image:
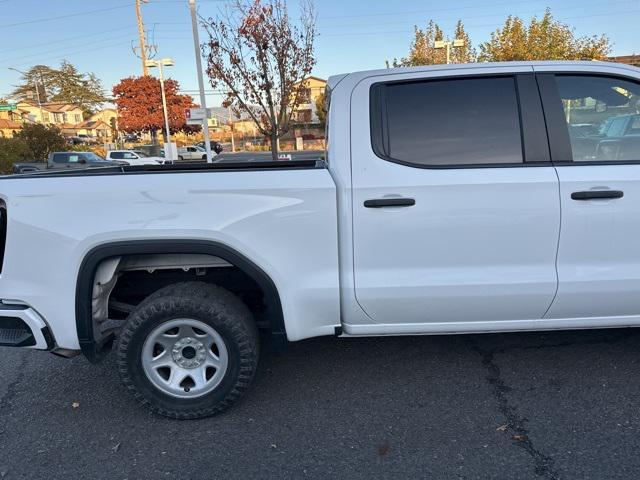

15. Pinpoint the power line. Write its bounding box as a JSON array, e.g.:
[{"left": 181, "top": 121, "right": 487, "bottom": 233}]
[
  {"left": 0, "top": 26, "right": 135, "bottom": 55},
  {"left": 0, "top": 3, "right": 132, "bottom": 28},
  {"left": 321, "top": 10, "right": 639, "bottom": 37},
  {"left": 6, "top": 41, "right": 133, "bottom": 70},
  {"left": 319, "top": 0, "right": 636, "bottom": 30},
  {"left": 319, "top": 0, "right": 548, "bottom": 20},
  {"left": 1, "top": 34, "right": 139, "bottom": 66}
]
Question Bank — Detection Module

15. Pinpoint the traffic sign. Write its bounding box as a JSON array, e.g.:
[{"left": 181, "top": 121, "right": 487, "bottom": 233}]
[
  {"left": 0, "top": 104, "right": 17, "bottom": 111},
  {"left": 186, "top": 107, "right": 213, "bottom": 120}
]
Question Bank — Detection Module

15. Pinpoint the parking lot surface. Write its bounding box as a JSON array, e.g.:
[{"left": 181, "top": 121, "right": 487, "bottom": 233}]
[{"left": 2, "top": 328, "right": 640, "bottom": 479}]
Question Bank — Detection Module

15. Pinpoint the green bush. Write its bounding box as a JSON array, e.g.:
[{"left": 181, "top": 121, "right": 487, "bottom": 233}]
[
  {"left": 0, "top": 137, "right": 29, "bottom": 174},
  {"left": 14, "top": 124, "right": 67, "bottom": 161},
  {"left": 0, "top": 124, "right": 68, "bottom": 173}
]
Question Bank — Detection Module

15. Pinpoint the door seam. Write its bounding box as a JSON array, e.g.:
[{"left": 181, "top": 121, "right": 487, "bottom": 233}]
[{"left": 542, "top": 164, "right": 562, "bottom": 319}]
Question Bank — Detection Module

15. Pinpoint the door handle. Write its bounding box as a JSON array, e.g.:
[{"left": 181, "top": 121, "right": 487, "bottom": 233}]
[
  {"left": 571, "top": 190, "right": 624, "bottom": 200},
  {"left": 364, "top": 198, "right": 416, "bottom": 208}
]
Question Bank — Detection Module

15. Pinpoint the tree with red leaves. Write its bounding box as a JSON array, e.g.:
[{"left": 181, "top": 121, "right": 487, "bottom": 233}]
[
  {"left": 203, "top": 0, "right": 316, "bottom": 161},
  {"left": 112, "top": 76, "right": 198, "bottom": 141}
]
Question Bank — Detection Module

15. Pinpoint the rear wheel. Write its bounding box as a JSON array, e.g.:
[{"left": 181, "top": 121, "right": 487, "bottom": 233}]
[
  {"left": 116, "top": 282, "right": 259, "bottom": 419},
  {"left": 178, "top": 155, "right": 184, "bottom": 161}
]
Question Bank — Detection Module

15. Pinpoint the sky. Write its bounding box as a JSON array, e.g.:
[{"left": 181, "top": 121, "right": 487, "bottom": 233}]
[{"left": 0, "top": 0, "right": 638, "bottom": 108}]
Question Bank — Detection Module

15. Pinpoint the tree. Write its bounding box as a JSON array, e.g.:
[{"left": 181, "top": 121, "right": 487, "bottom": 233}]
[
  {"left": 389, "top": 20, "right": 474, "bottom": 67},
  {"left": 478, "top": 9, "right": 611, "bottom": 61},
  {"left": 315, "top": 90, "right": 326, "bottom": 127},
  {"left": 0, "top": 137, "right": 29, "bottom": 173},
  {"left": 451, "top": 20, "right": 475, "bottom": 64},
  {"left": 203, "top": 0, "right": 316, "bottom": 161},
  {"left": 112, "top": 76, "right": 198, "bottom": 141},
  {"left": 13, "top": 124, "right": 67, "bottom": 161},
  {"left": 11, "top": 61, "right": 107, "bottom": 117}
]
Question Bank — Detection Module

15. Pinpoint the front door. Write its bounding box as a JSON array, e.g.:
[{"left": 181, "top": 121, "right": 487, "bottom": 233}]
[{"left": 350, "top": 68, "right": 561, "bottom": 327}]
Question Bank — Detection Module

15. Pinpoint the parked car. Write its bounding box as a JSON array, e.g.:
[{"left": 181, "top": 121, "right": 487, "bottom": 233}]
[
  {"left": 123, "top": 133, "right": 140, "bottom": 143},
  {"left": 196, "top": 141, "right": 224, "bottom": 155},
  {"left": 13, "top": 151, "right": 124, "bottom": 174},
  {"left": 177, "top": 145, "right": 207, "bottom": 161},
  {"left": 105, "top": 150, "right": 164, "bottom": 166},
  {"left": 3, "top": 61, "right": 640, "bottom": 420},
  {"left": 77, "top": 134, "right": 98, "bottom": 145}
]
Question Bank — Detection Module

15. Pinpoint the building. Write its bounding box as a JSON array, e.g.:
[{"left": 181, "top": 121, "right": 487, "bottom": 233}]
[
  {"left": 90, "top": 108, "right": 118, "bottom": 129},
  {"left": 17, "top": 101, "right": 84, "bottom": 126},
  {"left": 291, "top": 76, "right": 326, "bottom": 124},
  {"left": 608, "top": 55, "right": 640, "bottom": 68},
  {"left": 0, "top": 106, "right": 29, "bottom": 137},
  {"left": 7, "top": 102, "right": 116, "bottom": 141}
]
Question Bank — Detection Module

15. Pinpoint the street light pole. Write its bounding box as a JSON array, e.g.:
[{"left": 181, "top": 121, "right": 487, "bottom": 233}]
[
  {"left": 188, "top": 0, "right": 213, "bottom": 163},
  {"left": 146, "top": 58, "right": 175, "bottom": 159},
  {"left": 434, "top": 39, "right": 465, "bottom": 65},
  {"left": 158, "top": 63, "right": 172, "bottom": 150}
]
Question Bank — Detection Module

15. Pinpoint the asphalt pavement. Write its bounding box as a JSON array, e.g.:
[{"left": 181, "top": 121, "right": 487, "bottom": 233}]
[{"left": 2, "top": 328, "right": 640, "bottom": 479}]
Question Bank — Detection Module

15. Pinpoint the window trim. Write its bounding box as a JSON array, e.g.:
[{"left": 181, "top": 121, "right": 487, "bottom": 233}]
[
  {"left": 537, "top": 71, "right": 640, "bottom": 166},
  {"left": 369, "top": 73, "right": 551, "bottom": 170}
]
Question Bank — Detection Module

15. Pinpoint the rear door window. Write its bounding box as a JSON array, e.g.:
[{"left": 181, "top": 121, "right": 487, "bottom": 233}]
[{"left": 370, "top": 76, "right": 523, "bottom": 167}]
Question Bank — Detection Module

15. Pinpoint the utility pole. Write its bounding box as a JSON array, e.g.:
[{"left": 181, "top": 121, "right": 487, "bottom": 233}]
[
  {"left": 136, "top": 0, "right": 149, "bottom": 75},
  {"left": 188, "top": 0, "right": 213, "bottom": 163}
]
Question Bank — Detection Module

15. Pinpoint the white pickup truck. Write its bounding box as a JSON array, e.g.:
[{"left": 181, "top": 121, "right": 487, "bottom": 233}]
[
  {"left": 1, "top": 61, "right": 640, "bottom": 419},
  {"left": 105, "top": 150, "right": 164, "bottom": 165}
]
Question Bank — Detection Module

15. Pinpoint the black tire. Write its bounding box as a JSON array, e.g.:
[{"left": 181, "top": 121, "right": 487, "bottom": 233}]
[
  {"left": 201, "top": 154, "right": 207, "bottom": 160},
  {"left": 116, "top": 281, "right": 259, "bottom": 419},
  {"left": 178, "top": 155, "right": 184, "bottom": 161}
]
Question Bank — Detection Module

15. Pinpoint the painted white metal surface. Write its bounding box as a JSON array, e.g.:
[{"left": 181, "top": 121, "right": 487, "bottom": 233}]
[
  {"left": 347, "top": 65, "right": 561, "bottom": 325},
  {"left": 0, "top": 168, "right": 340, "bottom": 348},
  {"left": 546, "top": 165, "right": 640, "bottom": 318}
]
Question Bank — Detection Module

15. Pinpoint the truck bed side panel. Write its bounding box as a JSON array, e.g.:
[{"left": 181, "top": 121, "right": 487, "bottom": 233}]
[{"left": 0, "top": 168, "right": 340, "bottom": 348}]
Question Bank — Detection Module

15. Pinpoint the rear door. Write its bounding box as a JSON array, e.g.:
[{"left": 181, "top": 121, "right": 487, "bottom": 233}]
[
  {"left": 350, "top": 67, "right": 561, "bottom": 327},
  {"left": 536, "top": 68, "right": 640, "bottom": 319}
]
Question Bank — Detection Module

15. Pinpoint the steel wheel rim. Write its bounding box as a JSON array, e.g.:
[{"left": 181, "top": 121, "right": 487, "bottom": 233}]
[{"left": 142, "top": 318, "right": 229, "bottom": 399}]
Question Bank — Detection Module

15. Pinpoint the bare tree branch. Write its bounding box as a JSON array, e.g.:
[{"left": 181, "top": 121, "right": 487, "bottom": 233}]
[{"left": 202, "top": 0, "right": 316, "bottom": 160}]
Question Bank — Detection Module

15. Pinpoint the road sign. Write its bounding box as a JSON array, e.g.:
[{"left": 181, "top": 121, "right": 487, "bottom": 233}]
[
  {"left": 186, "top": 118, "right": 202, "bottom": 125},
  {"left": 186, "top": 107, "right": 213, "bottom": 120},
  {"left": 0, "top": 104, "right": 17, "bottom": 111}
]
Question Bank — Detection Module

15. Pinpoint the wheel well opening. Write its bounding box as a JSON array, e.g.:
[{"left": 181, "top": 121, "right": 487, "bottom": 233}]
[
  {"left": 94, "top": 253, "right": 274, "bottom": 335},
  {"left": 77, "top": 241, "right": 286, "bottom": 362}
]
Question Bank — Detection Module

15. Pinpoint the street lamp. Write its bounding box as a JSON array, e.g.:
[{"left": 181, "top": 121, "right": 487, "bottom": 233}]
[
  {"left": 146, "top": 58, "right": 175, "bottom": 158},
  {"left": 8, "top": 67, "right": 45, "bottom": 122},
  {"left": 434, "top": 39, "right": 465, "bottom": 65}
]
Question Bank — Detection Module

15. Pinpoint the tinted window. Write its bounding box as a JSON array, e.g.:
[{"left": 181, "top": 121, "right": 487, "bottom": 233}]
[
  {"left": 109, "top": 152, "right": 124, "bottom": 159},
  {"left": 373, "top": 76, "right": 523, "bottom": 166},
  {"left": 556, "top": 75, "right": 640, "bottom": 162},
  {"left": 52, "top": 153, "right": 80, "bottom": 163}
]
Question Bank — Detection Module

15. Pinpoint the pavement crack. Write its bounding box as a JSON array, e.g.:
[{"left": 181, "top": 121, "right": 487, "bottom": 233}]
[{"left": 470, "top": 340, "right": 561, "bottom": 480}]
